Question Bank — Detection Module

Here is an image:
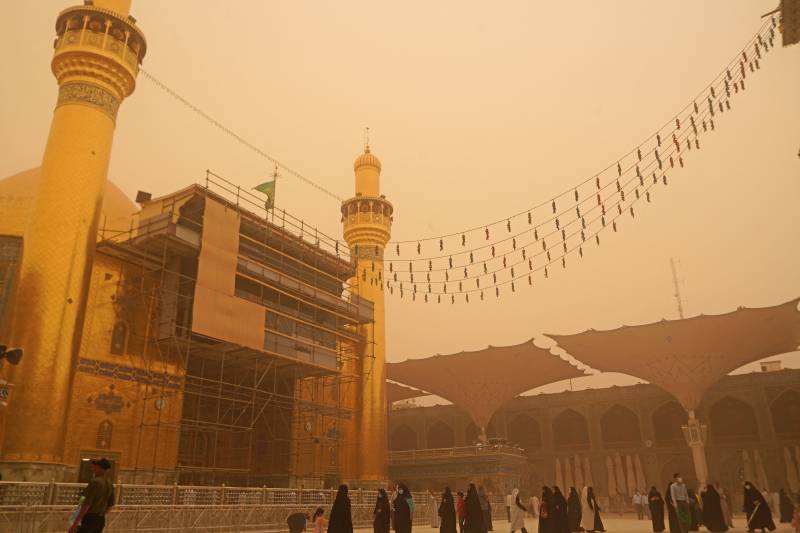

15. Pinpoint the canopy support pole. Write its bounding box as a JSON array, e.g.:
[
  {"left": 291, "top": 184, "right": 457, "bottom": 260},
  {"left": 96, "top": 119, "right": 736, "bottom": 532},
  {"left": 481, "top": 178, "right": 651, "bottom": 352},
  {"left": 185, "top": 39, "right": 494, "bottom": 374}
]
[{"left": 681, "top": 410, "right": 709, "bottom": 487}]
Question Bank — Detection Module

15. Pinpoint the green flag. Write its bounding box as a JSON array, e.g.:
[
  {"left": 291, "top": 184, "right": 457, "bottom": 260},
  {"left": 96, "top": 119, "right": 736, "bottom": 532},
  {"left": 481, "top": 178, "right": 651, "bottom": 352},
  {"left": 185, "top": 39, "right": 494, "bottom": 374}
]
[{"left": 253, "top": 180, "right": 275, "bottom": 210}]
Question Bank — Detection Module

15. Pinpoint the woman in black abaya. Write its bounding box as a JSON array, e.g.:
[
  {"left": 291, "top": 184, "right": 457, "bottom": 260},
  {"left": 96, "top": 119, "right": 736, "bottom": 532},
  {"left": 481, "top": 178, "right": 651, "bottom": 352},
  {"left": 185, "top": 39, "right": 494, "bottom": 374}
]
[
  {"left": 648, "top": 486, "right": 665, "bottom": 533},
  {"left": 393, "top": 484, "right": 414, "bottom": 533},
  {"left": 464, "top": 484, "right": 486, "bottom": 533},
  {"left": 665, "top": 482, "right": 681, "bottom": 533},
  {"left": 687, "top": 488, "right": 701, "bottom": 531},
  {"left": 440, "top": 487, "right": 457, "bottom": 533},
  {"left": 743, "top": 481, "right": 775, "bottom": 533},
  {"left": 700, "top": 484, "right": 728, "bottom": 532},
  {"left": 539, "top": 487, "right": 556, "bottom": 533},
  {"left": 566, "top": 487, "right": 582, "bottom": 532},
  {"left": 328, "top": 485, "right": 353, "bottom": 533},
  {"left": 373, "top": 489, "right": 391, "bottom": 533},
  {"left": 552, "top": 487, "right": 570, "bottom": 533}
]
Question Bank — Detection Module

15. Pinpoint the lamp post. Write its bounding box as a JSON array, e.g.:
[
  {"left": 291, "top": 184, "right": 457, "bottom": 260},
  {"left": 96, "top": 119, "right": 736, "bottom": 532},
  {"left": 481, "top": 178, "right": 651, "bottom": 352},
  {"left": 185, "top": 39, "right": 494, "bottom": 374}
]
[{"left": 681, "top": 410, "right": 709, "bottom": 487}]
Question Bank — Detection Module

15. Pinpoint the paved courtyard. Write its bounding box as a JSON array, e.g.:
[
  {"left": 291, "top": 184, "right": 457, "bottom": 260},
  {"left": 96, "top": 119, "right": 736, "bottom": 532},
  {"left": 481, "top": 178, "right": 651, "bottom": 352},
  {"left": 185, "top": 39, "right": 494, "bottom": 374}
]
[{"left": 354, "top": 517, "right": 797, "bottom": 533}]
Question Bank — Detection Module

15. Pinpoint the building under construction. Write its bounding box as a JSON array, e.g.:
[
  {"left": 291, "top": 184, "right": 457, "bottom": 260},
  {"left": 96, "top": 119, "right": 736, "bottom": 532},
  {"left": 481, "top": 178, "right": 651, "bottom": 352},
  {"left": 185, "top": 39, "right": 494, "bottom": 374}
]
[{"left": 91, "top": 172, "right": 377, "bottom": 487}]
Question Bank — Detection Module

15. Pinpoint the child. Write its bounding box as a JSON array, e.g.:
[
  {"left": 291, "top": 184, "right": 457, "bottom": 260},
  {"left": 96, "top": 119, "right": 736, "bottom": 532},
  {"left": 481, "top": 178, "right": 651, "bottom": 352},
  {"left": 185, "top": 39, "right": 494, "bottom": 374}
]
[{"left": 313, "top": 507, "right": 328, "bottom": 533}]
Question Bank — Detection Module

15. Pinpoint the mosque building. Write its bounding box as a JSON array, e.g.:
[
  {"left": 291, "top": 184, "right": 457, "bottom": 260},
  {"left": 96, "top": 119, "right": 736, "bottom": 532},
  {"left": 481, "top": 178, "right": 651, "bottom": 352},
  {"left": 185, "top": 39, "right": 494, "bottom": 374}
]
[{"left": 0, "top": 0, "right": 391, "bottom": 487}]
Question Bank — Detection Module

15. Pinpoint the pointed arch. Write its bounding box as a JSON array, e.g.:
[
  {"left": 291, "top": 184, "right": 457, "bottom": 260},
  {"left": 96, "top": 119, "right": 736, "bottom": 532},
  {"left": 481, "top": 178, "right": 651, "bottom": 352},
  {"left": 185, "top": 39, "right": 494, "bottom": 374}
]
[
  {"left": 506, "top": 413, "right": 542, "bottom": 450},
  {"left": 709, "top": 396, "right": 759, "bottom": 442},
  {"left": 652, "top": 401, "right": 687, "bottom": 444},
  {"left": 427, "top": 420, "right": 455, "bottom": 449},
  {"left": 770, "top": 389, "right": 800, "bottom": 437},
  {"left": 390, "top": 424, "right": 417, "bottom": 451},
  {"left": 601, "top": 405, "right": 641, "bottom": 446},
  {"left": 552, "top": 408, "right": 589, "bottom": 448}
]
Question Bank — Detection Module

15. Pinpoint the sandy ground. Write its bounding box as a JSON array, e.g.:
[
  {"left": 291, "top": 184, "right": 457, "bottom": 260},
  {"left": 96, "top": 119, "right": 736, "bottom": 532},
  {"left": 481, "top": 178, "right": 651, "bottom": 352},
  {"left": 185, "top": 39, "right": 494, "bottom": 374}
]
[{"left": 355, "top": 517, "right": 797, "bottom": 533}]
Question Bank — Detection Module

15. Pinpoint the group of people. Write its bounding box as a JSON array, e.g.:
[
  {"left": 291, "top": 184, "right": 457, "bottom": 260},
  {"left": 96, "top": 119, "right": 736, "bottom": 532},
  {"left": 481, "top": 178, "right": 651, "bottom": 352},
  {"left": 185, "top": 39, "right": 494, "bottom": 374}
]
[
  {"left": 649, "top": 473, "right": 798, "bottom": 533},
  {"left": 300, "top": 477, "right": 800, "bottom": 533}
]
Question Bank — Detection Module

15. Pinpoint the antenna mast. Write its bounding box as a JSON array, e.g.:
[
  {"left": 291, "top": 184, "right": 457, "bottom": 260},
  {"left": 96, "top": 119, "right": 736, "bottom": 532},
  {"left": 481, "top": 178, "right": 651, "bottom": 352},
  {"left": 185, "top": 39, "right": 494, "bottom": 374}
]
[{"left": 670, "top": 257, "right": 685, "bottom": 319}]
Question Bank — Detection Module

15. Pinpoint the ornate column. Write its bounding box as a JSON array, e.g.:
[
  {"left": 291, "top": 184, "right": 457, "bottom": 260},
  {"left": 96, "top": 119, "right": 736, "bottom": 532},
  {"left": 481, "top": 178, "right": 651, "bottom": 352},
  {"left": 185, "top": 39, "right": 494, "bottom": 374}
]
[
  {"left": 0, "top": 2, "right": 145, "bottom": 480},
  {"left": 681, "top": 410, "right": 709, "bottom": 486}
]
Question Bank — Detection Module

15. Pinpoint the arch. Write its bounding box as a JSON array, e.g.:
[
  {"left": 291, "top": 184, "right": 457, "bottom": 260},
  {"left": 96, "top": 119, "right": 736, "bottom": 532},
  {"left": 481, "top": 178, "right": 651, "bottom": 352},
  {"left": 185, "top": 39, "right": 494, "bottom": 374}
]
[
  {"left": 770, "top": 389, "right": 800, "bottom": 437},
  {"left": 601, "top": 405, "right": 641, "bottom": 446},
  {"left": 96, "top": 419, "right": 113, "bottom": 449},
  {"left": 709, "top": 396, "right": 759, "bottom": 442},
  {"left": 552, "top": 408, "right": 589, "bottom": 448},
  {"left": 427, "top": 420, "right": 455, "bottom": 449},
  {"left": 390, "top": 424, "right": 417, "bottom": 451},
  {"left": 506, "top": 413, "right": 542, "bottom": 450},
  {"left": 652, "top": 401, "right": 687, "bottom": 443}
]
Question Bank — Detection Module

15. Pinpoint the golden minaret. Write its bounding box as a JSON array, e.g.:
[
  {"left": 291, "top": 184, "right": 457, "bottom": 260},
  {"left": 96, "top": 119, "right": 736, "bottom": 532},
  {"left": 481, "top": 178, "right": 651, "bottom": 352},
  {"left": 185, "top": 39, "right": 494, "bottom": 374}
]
[
  {"left": 0, "top": 0, "right": 146, "bottom": 477},
  {"left": 341, "top": 143, "right": 393, "bottom": 483}
]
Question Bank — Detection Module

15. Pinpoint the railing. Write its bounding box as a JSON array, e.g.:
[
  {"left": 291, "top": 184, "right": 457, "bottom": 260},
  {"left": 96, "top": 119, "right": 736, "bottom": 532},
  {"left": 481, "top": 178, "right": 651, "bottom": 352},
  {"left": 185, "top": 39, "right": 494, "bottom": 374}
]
[
  {"left": 0, "top": 482, "right": 517, "bottom": 532},
  {"left": 0, "top": 483, "right": 388, "bottom": 508},
  {"left": 389, "top": 444, "right": 527, "bottom": 463}
]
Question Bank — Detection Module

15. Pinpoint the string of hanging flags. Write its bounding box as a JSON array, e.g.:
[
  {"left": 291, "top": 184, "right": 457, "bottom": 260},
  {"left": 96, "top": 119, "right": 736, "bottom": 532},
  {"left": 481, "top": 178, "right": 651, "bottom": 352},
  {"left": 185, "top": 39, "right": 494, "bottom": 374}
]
[{"left": 370, "top": 19, "right": 778, "bottom": 303}]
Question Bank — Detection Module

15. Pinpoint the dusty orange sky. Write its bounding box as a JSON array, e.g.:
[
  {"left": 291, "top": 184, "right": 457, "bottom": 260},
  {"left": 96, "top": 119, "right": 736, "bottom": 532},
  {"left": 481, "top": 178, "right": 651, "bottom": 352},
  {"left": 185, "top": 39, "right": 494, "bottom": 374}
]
[{"left": 1, "top": 1, "right": 798, "bottom": 394}]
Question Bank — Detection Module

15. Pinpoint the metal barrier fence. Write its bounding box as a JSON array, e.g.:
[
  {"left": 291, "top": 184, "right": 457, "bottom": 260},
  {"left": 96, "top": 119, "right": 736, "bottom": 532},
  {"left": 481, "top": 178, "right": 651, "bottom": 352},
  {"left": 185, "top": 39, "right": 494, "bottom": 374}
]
[
  {"left": 0, "top": 503, "right": 412, "bottom": 533},
  {"left": 0, "top": 482, "right": 507, "bottom": 508}
]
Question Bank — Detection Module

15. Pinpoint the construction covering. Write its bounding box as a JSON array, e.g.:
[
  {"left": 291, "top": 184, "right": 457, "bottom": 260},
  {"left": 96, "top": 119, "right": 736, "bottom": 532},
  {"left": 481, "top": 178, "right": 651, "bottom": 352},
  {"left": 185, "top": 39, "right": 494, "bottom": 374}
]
[
  {"left": 547, "top": 297, "right": 800, "bottom": 411},
  {"left": 192, "top": 196, "right": 265, "bottom": 350},
  {"left": 386, "top": 339, "right": 585, "bottom": 431}
]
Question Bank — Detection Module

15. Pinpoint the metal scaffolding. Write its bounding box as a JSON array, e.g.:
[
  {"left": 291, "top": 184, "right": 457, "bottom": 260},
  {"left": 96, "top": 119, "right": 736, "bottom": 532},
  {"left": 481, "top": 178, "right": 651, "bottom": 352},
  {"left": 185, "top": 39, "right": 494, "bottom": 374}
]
[{"left": 92, "top": 171, "right": 372, "bottom": 487}]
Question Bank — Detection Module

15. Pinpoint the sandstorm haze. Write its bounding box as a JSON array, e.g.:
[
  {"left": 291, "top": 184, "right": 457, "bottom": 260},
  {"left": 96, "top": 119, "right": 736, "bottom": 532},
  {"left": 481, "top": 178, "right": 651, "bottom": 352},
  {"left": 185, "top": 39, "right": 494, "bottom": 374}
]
[{"left": 1, "top": 0, "right": 798, "bottom": 386}]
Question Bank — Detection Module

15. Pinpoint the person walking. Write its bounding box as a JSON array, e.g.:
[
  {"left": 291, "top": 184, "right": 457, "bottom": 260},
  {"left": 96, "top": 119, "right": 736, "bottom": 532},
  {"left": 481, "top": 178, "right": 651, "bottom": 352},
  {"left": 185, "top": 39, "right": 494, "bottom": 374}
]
[
  {"left": 430, "top": 490, "right": 441, "bottom": 528},
  {"left": 566, "top": 487, "right": 582, "bottom": 532},
  {"left": 529, "top": 495, "right": 539, "bottom": 519},
  {"left": 440, "top": 487, "right": 457, "bottom": 533},
  {"left": 68, "top": 458, "right": 115, "bottom": 533},
  {"left": 393, "top": 484, "right": 414, "bottom": 533},
  {"left": 478, "top": 486, "right": 493, "bottom": 533},
  {"left": 635, "top": 490, "right": 646, "bottom": 520},
  {"left": 552, "top": 487, "right": 570, "bottom": 533},
  {"left": 374, "top": 489, "right": 390, "bottom": 533},
  {"left": 328, "top": 485, "right": 353, "bottom": 533},
  {"left": 669, "top": 473, "right": 690, "bottom": 533},
  {"left": 743, "top": 481, "right": 776, "bottom": 532},
  {"left": 687, "top": 488, "right": 701, "bottom": 532},
  {"left": 665, "top": 482, "right": 680, "bottom": 533},
  {"left": 700, "top": 484, "right": 728, "bottom": 532},
  {"left": 716, "top": 483, "right": 733, "bottom": 529},
  {"left": 464, "top": 484, "right": 487, "bottom": 533},
  {"left": 779, "top": 489, "right": 795, "bottom": 524},
  {"left": 579, "top": 486, "right": 605, "bottom": 533},
  {"left": 506, "top": 492, "right": 513, "bottom": 523},
  {"left": 538, "top": 487, "right": 556, "bottom": 533},
  {"left": 509, "top": 489, "right": 528, "bottom": 533},
  {"left": 457, "top": 491, "right": 467, "bottom": 533},
  {"left": 648, "top": 486, "right": 666, "bottom": 533}
]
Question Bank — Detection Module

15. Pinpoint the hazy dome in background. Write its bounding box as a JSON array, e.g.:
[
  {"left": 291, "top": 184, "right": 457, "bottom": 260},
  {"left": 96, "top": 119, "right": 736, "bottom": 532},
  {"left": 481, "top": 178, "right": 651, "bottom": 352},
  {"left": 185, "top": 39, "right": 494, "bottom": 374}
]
[{"left": 0, "top": 167, "right": 137, "bottom": 238}]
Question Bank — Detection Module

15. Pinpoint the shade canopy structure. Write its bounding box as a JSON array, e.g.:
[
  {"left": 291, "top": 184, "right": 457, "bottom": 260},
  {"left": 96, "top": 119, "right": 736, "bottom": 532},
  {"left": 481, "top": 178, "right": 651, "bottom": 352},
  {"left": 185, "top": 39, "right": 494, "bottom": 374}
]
[
  {"left": 547, "top": 298, "right": 800, "bottom": 412},
  {"left": 387, "top": 339, "right": 586, "bottom": 433},
  {"left": 387, "top": 381, "right": 428, "bottom": 403}
]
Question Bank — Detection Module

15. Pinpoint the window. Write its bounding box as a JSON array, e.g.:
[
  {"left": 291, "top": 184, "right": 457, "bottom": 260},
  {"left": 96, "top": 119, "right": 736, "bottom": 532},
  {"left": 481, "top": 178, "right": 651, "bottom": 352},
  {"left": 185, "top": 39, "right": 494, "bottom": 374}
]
[{"left": 109, "top": 321, "right": 128, "bottom": 355}]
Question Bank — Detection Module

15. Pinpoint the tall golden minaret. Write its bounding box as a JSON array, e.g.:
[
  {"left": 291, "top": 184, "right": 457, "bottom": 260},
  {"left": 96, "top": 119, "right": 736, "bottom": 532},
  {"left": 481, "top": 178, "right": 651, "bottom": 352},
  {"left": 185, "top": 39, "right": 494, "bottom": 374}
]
[
  {"left": 0, "top": 0, "right": 146, "bottom": 478},
  {"left": 341, "top": 142, "right": 393, "bottom": 483}
]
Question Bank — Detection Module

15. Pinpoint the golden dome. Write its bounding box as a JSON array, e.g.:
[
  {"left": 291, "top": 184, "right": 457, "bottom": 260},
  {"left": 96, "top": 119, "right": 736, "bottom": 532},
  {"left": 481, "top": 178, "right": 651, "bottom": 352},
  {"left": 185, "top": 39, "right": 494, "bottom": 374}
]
[
  {"left": 353, "top": 146, "right": 382, "bottom": 172},
  {"left": 0, "top": 167, "right": 136, "bottom": 238}
]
